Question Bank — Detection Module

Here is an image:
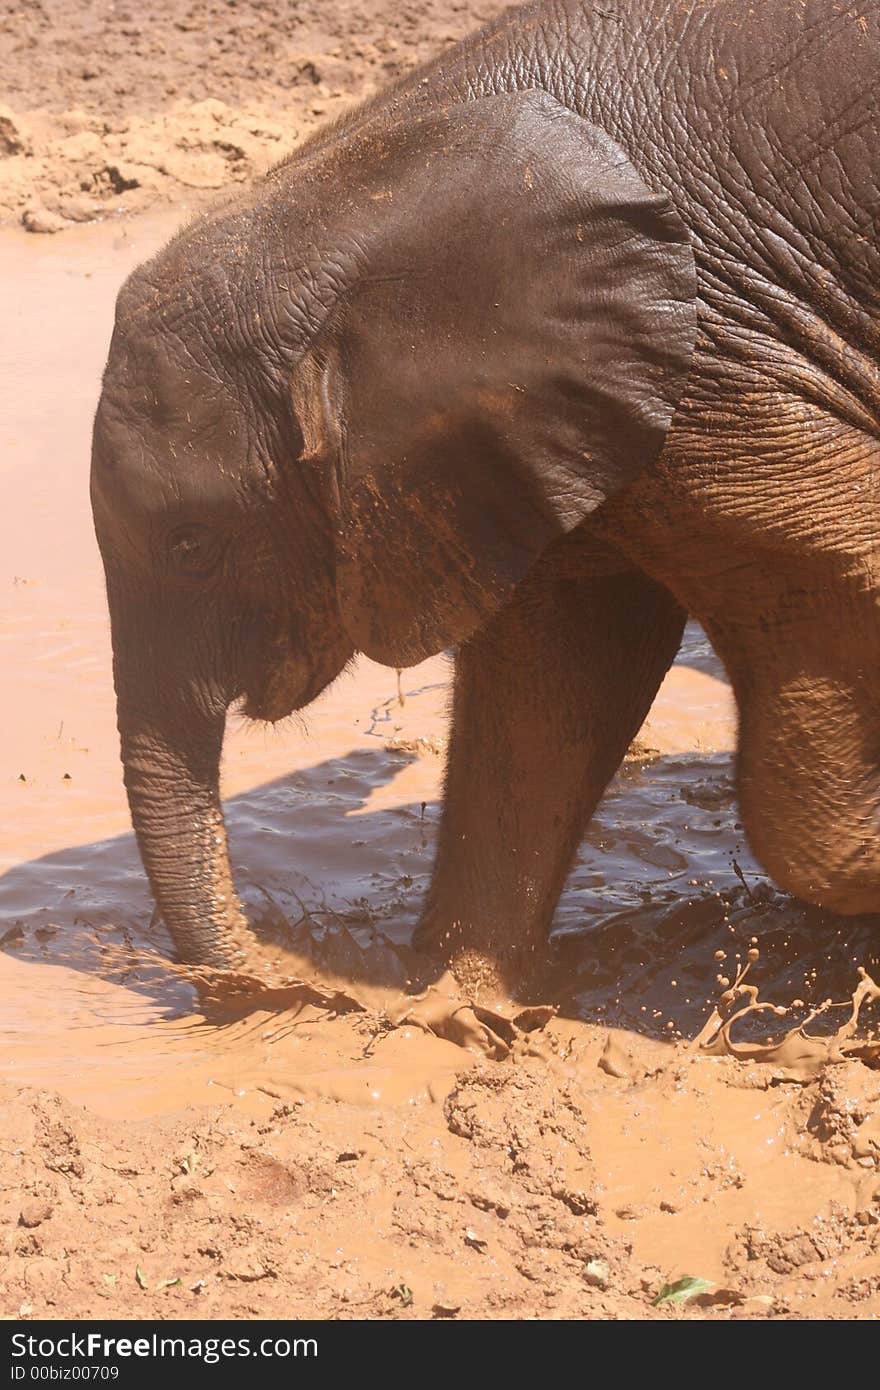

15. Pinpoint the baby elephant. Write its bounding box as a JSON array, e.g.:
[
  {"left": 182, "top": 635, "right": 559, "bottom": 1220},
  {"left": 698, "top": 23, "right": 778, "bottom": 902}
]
[{"left": 92, "top": 0, "right": 880, "bottom": 984}]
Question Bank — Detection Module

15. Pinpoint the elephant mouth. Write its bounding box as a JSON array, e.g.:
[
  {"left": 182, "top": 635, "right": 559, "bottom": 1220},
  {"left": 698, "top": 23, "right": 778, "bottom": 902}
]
[
  {"left": 240, "top": 686, "right": 300, "bottom": 724},
  {"left": 240, "top": 634, "right": 354, "bottom": 723}
]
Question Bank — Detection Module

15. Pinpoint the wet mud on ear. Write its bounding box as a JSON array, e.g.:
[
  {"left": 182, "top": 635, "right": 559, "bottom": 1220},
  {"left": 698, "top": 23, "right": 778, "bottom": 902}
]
[{"left": 289, "top": 89, "right": 697, "bottom": 667}]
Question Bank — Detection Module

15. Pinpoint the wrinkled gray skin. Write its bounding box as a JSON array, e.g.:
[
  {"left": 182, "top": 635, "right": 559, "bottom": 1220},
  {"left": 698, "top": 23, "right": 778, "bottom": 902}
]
[{"left": 92, "top": 0, "right": 880, "bottom": 983}]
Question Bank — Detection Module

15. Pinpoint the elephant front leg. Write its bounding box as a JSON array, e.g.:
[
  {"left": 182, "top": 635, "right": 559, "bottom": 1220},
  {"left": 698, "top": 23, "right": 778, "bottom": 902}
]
[{"left": 414, "top": 537, "right": 686, "bottom": 996}]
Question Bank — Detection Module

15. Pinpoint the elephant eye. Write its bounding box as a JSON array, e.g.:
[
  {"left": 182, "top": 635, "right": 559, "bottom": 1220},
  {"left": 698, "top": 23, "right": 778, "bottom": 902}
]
[{"left": 167, "top": 525, "right": 219, "bottom": 577}]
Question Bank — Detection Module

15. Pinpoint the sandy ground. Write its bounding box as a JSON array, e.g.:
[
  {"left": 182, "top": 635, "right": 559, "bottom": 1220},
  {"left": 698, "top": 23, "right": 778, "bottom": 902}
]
[
  {"left": 0, "top": 0, "right": 507, "bottom": 230},
  {"left": 1, "top": 1, "right": 880, "bottom": 1323}
]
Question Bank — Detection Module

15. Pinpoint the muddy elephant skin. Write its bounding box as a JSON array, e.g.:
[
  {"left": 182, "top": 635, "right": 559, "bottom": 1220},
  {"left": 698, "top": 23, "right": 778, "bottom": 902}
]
[{"left": 91, "top": 0, "right": 880, "bottom": 979}]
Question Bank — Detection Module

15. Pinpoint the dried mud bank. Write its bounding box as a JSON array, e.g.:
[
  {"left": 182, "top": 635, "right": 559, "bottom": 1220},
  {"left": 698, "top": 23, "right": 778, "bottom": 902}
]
[{"left": 0, "top": 0, "right": 508, "bottom": 231}]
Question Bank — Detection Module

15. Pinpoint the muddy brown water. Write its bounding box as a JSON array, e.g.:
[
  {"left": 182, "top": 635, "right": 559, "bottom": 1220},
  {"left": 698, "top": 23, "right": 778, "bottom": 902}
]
[{"left": 1, "top": 213, "right": 878, "bottom": 1136}]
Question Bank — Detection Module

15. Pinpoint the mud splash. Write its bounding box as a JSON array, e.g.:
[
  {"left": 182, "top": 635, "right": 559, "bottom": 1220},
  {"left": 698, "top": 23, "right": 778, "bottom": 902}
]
[
  {"left": 2, "top": 213, "right": 880, "bottom": 1318},
  {"left": 697, "top": 953, "right": 880, "bottom": 1081}
]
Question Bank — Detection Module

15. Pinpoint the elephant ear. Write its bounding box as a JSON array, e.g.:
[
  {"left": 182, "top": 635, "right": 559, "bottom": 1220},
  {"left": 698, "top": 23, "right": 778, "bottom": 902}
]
[{"left": 290, "top": 89, "right": 697, "bottom": 666}]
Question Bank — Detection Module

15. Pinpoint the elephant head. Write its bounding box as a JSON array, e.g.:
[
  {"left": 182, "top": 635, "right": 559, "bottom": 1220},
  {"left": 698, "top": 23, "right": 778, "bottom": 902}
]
[{"left": 91, "top": 90, "right": 697, "bottom": 966}]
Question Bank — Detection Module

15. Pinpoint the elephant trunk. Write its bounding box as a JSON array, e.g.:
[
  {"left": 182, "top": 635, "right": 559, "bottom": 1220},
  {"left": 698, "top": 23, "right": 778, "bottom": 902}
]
[{"left": 117, "top": 697, "right": 248, "bottom": 968}]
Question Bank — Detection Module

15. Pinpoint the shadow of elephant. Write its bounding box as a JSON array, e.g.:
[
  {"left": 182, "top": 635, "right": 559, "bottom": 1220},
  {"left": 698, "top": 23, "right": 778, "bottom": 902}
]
[{"left": 1, "top": 732, "right": 876, "bottom": 1043}]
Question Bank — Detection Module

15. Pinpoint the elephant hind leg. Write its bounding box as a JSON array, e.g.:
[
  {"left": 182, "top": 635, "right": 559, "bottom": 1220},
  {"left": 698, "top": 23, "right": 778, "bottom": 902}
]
[{"left": 414, "top": 529, "right": 686, "bottom": 996}]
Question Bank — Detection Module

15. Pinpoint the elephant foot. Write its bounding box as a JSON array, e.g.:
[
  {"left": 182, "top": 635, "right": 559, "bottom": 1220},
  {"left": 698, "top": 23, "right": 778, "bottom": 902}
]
[
  {"left": 445, "top": 947, "right": 510, "bottom": 1009},
  {"left": 413, "top": 909, "right": 541, "bottom": 1004},
  {"left": 391, "top": 967, "right": 556, "bottom": 1060}
]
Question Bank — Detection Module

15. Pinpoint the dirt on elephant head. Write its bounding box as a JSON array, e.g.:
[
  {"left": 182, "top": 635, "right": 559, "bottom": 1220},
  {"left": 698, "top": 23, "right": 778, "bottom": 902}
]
[{"left": 1, "top": 0, "right": 880, "bottom": 1323}]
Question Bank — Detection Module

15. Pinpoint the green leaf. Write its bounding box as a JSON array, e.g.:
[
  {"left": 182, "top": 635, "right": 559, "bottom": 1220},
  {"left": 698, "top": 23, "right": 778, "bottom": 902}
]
[
  {"left": 135, "top": 1267, "right": 149, "bottom": 1290},
  {"left": 652, "top": 1276, "right": 714, "bottom": 1306}
]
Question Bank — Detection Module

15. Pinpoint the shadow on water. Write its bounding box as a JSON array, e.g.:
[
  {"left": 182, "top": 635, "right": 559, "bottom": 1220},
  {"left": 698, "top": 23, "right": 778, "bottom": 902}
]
[{"left": 1, "top": 731, "right": 877, "bottom": 1041}]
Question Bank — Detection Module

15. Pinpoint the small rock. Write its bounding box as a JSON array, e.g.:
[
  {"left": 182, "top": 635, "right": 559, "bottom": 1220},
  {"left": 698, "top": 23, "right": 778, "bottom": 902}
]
[
  {"left": 22, "top": 206, "right": 66, "bottom": 234},
  {"left": 432, "top": 1302, "right": 460, "bottom": 1319},
  {"left": 615, "top": 1204, "right": 644, "bottom": 1221},
  {"left": 54, "top": 196, "right": 100, "bottom": 225},
  {"left": 0, "top": 105, "right": 31, "bottom": 156},
  {"left": 584, "top": 1259, "right": 610, "bottom": 1289},
  {"left": 19, "top": 1199, "right": 53, "bottom": 1229},
  {"left": 169, "top": 1176, "right": 202, "bottom": 1204}
]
